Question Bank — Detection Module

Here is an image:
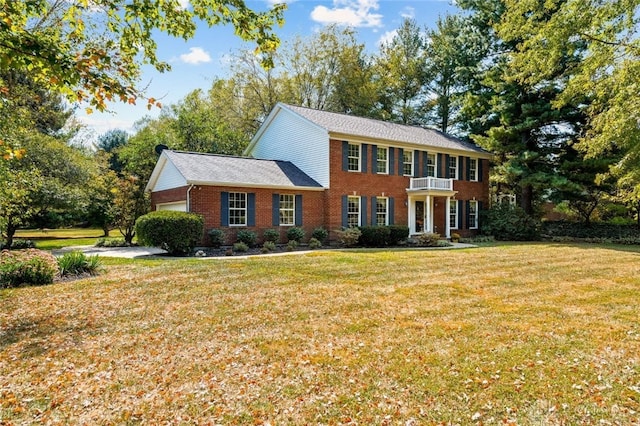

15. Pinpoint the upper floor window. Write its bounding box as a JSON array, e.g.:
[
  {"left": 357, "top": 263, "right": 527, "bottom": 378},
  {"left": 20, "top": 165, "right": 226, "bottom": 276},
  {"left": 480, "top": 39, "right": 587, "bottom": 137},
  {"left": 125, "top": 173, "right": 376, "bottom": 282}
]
[
  {"left": 376, "top": 197, "right": 388, "bottom": 226},
  {"left": 279, "top": 194, "right": 295, "bottom": 226},
  {"left": 449, "top": 201, "right": 458, "bottom": 230},
  {"left": 229, "top": 192, "right": 247, "bottom": 226},
  {"left": 347, "top": 196, "right": 361, "bottom": 227},
  {"left": 449, "top": 155, "right": 458, "bottom": 179},
  {"left": 427, "top": 153, "right": 436, "bottom": 177},
  {"left": 348, "top": 143, "right": 360, "bottom": 172},
  {"left": 376, "top": 147, "right": 388, "bottom": 174},
  {"left": 468, "top": 200, "right": 478, "bottom": 229},
  {"left": 469, "top": 158, "right": 478, "bottom": 181},
  {"left": 403, "top": 150, "right": 413, "bottom": 176}
]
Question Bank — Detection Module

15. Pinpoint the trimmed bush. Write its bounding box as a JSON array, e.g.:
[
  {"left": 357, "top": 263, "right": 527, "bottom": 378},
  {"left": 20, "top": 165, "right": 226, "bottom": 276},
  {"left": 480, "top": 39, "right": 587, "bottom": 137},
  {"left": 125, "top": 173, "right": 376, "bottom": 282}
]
[
  {"left": 308, "top": 237, "right": 322, "bottom": 249},
  {"left": 359, "top": 226, "right": 391, "bottom": 247},
  {"left": 207, "top": 228, "right": 226, "bottom": 248},
  {"left": 542, "top": 221, "right": 640, "bottom": 241},
  {"left": 480, "top": 204, "right": 541, "bottom": 241},
  {"left": 95, "top": 238, "right": 128, "bottom": 247},
  {"left": 286, "top": 240, "right": 298, "bottom": 251},
  {"left": 415, "top": 232, "right": 441, "bottom": 247},
  {"left": 262, "top": 241, "right": 276, "bottom": 252},
  {"left": 233, "top": 242, "right": 248, "bottom": 253},
  {"left": 236, "top": 230, "right": 257, "bottom": 247},
  {"left": 388, "top": 225, "right": 410, "bottom": 245},
  {"left": 286, "top": 227, "right": 305, "bottom": 243},
  {"left": 263, "top": 228, "right": 280, "bottom": 243},
  {"left": 0, "top": 239, "right": 36, "bottom": 250},
  {"left": 0, "top": 249, "right": 59, "bottom": 288},
  {"left": 311, "top": 227, "right": 329, "bottom": 243},
  {"left": 58, "top": 251, "right": 103, "bottom": 276},
  {"left": 135, "top": 211, "right": 204, "bottom": 255},
  {"left": 335, "top": 228, "right": 362, "bottom": 247}
]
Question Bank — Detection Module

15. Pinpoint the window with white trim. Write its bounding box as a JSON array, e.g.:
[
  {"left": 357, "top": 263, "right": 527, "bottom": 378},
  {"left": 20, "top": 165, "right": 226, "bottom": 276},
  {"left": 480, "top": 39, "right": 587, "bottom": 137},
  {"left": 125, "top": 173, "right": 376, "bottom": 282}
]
[
  {"left": 403, "top": 150, "right": 413, "bottom": 176},
  {"left": 449, "top": 155, "right": 458, "bottom": 179},
  {"left": 348, "top": 143, "right": 360, "bottom": 172},
  {"left": 469, "top": 200, "right": 478, "bottom": 229},
  {"left": 376, "top": 147, "right": 388, "bottom": 174},
  {"left": 469, "top": 158, "right": 478, "bottom": 181},
  {"left": 376, "top": 197, "right": 388, "bottom": 226},
  {"left": 449, "top": 201, "right": 458, "bottom": 229},
  {"left": 427, "top": 153, "right": 436, "bottom": 177},
  {"left": 279, "top": 194, "right": 295, "bottom": 226},
  {"left": 229, "top": 192, "right": 247, "bottom": 226},
  {"left": 347, "top": 196, "right": 361, "bottom": 227}
]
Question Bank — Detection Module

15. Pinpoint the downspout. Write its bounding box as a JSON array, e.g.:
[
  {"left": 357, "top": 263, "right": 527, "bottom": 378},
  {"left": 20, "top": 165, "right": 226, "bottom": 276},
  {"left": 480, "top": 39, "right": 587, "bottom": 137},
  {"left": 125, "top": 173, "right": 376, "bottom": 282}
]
[{"left": 186, "top": 184, "right": 194, "bottom": 212}]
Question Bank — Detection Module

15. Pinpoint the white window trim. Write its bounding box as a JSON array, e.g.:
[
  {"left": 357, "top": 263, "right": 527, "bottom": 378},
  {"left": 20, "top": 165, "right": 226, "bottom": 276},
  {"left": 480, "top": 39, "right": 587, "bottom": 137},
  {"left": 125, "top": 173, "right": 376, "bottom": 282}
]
[
  {"left": 348, "top": 143, "right": 361, "bottom": 172},
  {"left": 469, "top": 200, "right": 479, "bottom": 229},
  {"left": 403, "top": 150, "right": 413, "bottom": 176},
  {"left": 449, "top": 201, "right": 458, "bottom": 230},
  {"left": 427, "top": 153, "right": 436, "bottom": 177},
  {"left": 376, "top": 146, "right": 389, "bottom": 174},
  {"left": 469, "top": 158, "right": 478, "bottom": 182},
  {"left": 376, "top": 197, "right": 389, "bottom": 226},
  {"left": 449, "top": 155, "right": 458, "bottom": 180},
  {"left": 229, "top": 192, "right": 247, "bottom": 227},
  {"left": 347, "top": 195, "right": 361, "bottom": 227},
  {"left": 279, "top": 194, "right": 295, "bottom": 226}
]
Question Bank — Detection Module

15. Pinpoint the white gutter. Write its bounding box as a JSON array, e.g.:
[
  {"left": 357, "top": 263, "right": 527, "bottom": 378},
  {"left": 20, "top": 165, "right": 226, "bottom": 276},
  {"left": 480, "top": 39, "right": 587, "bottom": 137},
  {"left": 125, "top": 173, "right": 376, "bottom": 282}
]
[{"left": 186, "top": 184, "right": 194, "bottom": 212}]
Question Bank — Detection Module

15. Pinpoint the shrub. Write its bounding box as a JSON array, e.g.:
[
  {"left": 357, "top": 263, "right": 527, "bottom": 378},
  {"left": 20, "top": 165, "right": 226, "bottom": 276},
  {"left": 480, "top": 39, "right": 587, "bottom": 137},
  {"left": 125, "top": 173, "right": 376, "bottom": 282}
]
[
  {"left": 233, "top": 242, "right": 249, "bottom": 253},
  {"left": 262, "top": 241, "right": 276, "bottom": 252},
  {"left": 135, "top": 211, "right": 204, "bottom": 255},
  {"left": 207, "top": 228, "right": 226, "bottom": 248},
  {"left": 542, "top": 221, "right": 640, "bottom": 240},
  {"left": 58, "top": 251, "right": 103, "bottom": 276},
  {"left": 451, "top": 232, "right": 461, "bottom": 242},
  {"left": 236, "top": 230, "right": 257, "bottom": 247},
  {"left": 388, "top": 225, "right": 410, "bottom": 245},
  {"left": 308, "top": 237, "right": 322, "bottom": 249},
  {"left": 0, "top": 249, "right": 59, "bottom": 288},
  {"left": 263, "top": 228, "right": 280, "bottom": 243},
  {"left": 481, "top": 204, "right": 541, "bottom": 241},
  {"left": 286, "top": 227, "right": 305, "bottom": 243},
  {"left": 286, "top": 240, "right": 298, "bottom": 251},
  {"left": 359, "top": 226, "right": 391, "bottom": 247},
  {"left": 311, "top": 227, "right": 329, "bottom": 243},
  {"left": 0, "top": 240, "right": 36, "bottom": 250},
  {"left": 415, "top": 232, "right": 441, "bottom": 247},
  {"left": 335, "top": 227, "right": 362, "bottom": 247},
  {"left": 95, "top": 238, "right": 128, "bottom": 247}
]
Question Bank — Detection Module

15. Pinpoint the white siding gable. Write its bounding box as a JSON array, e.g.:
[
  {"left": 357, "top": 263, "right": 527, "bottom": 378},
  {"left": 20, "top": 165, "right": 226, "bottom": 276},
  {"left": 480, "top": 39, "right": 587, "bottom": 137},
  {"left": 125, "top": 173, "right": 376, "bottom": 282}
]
[
  {"left": 249, "top": 106, "right": 330, "bottom": 188},
  {"left": 154, "top": 158, "right": 187, "bottom": 191}
]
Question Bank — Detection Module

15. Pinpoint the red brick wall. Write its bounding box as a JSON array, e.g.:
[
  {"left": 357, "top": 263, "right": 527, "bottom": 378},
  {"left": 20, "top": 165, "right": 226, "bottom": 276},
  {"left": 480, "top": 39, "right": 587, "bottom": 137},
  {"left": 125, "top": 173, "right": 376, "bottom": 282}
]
[{"left": 151, "top": 186, "right": 188, "bottom": 207}]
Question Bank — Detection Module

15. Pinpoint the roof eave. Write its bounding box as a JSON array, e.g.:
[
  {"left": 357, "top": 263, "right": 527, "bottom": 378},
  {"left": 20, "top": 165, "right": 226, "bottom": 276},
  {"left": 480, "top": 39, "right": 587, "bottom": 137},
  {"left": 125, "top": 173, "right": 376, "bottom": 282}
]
[{"left": 186, "top": 180, "right": 326, "bottom": 191}]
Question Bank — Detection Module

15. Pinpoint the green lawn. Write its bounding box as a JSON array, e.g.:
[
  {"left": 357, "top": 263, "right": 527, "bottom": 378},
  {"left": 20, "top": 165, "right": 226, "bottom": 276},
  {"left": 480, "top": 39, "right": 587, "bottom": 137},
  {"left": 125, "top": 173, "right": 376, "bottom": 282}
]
[
  {"left": 1, "top": 243, "right": 639, "bottom": 424},
  {"left": 13, "top": 228, "right": 121, "bottom": 250}
]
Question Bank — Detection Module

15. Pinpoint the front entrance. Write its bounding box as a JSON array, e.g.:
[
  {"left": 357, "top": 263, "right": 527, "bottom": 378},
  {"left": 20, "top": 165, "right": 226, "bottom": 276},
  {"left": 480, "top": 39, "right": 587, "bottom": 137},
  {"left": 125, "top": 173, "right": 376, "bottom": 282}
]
[{"left": 415, "top": 201, "right": 425, "bottom": 233}]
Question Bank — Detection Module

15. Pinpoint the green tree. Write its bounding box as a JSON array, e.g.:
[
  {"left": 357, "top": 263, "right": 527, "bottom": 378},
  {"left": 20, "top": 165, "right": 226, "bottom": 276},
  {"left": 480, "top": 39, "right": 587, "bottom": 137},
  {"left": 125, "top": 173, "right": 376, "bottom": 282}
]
[
  {"left": 96, "top": 129, "right": 129, "bottom": 174},
  {"left": 0, "top": 0, "right": 286, "bottom": 112},
  {"left": 112, "top": 175, "right": 149, "bottom": 244}
]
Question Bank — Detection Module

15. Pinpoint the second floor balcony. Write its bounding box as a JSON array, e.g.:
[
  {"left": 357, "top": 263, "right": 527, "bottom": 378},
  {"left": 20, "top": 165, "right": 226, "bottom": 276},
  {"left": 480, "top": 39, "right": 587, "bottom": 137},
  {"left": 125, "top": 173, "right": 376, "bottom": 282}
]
[{"left": 409, "top": 177, "right": 454, "bottom": 192}]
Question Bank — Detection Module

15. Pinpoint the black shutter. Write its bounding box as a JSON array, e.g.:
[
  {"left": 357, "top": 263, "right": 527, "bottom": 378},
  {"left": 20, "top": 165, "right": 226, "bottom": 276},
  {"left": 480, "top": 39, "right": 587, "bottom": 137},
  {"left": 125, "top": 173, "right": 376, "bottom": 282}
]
[
  {"left": 437, "top": 153, "right": 444, "bottom": 178},
  {"left": 465, "top": 157, "right": 471, "bottom": 181},
  {"left": 414, "top": 151, "right": 420, "bottom": 177},
  {"left": 370, "top": 144, "right": 377, "bottom": 174},
  {"left": 458, "top": 156, "right": 464, "bottom": 180},
  {"left": 272, "top": 193, "right": 279, "bottom": 226},
  {"left": 295, "top": 195, "right": 303, "bottom": 226},
  {"left": 361, "top": 144, "right": 368, "bottom": 173},
  {"left": 423, "top": 151, "right": 429, "bottom": 176},
  {"left": 221, "top": 192, "right": 229, "bottom": 226},
  {"left": 398, "top": 148, "right": 404, "bottom": 176},
  {"left": 458, "top": 200, "right": 464, "bottom": 229},
  {"left": 465, "top": 200, "right": 471, "bottom": 229},
  {"left": 444, "top": 154, "right": 450, "bottom": 178},
  {"left": 389, "top": 197, "right": 395, "bottom": 225},
  {"left": 342, "top": 141, "right": 349, "bottom": 171},
  {"left": 247, "top": 193, "right": 256, "bottom": 227},
  {"left": 361, "top": 196, "right": 367, "bottom": 226},
  {"left": 478, "top": 159, "right": 484, "bottom": 182},
  {"left": 371, "top": 197, "right": 377, "bottom": 225},
  {"left": 341, "top": 195, "right": 348, "bottom": 227},
  {"left": 389, "top": 148, "right": 395, "bottom": 175}
]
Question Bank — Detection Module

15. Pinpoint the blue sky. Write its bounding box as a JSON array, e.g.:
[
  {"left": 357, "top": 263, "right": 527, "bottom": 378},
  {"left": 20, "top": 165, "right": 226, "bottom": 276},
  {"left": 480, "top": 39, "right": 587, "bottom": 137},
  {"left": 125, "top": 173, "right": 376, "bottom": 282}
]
[{"left": 78, "top": 0, "right": 459, "bottom": 139}]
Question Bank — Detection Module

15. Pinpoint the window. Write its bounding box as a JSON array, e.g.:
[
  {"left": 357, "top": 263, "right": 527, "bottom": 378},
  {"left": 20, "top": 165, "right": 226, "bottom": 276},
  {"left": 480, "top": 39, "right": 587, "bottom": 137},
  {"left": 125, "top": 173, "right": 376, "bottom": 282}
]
[
  {"left": 376, "top": 197, "right": 388, "bottom": 226},
  {"left": 347, "top": 196, "right": 361, "bottom": 227},
  {"left": 427, "top": 153, "right": 436, "bottom": 177},
  {"left": 376, "top": 147, "right": 388, "bottom": 174},
  {"left": 348, "top": 143, "right": 360, "bottom": 172},
  {"left": 449, "top": 201, "right": 458, "bottom": 230},
  {"left": 449, "top": 155, "right": 458, "bottom": 179},
  {"left": 469, "top": 200, "right": 478, "bottom": 229},
  {"left": 279, "top": 194, "right": 295, "bottom": 226},
  {"left": 469, "top": 158, "right": 478, "bottom": 181},
  {"left": 228, "top": 192, "right": 247, "bottom": 226},
  {"left": 403, "top": 150, "right": 413, "bottom": 176}
]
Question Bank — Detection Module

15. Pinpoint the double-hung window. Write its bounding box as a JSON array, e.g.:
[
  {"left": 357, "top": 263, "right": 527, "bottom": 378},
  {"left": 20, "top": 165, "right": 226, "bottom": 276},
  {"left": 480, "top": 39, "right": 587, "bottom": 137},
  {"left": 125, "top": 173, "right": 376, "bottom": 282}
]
[
  {"left": 449, "top": 156, "right": 458, "bottom": 179},
  {"left": 376, "top": 147, "right": 388, "bottom": 174},
  {"left": 426, "top": 153, "right": 436, "bottom": 177},
  {"left": 279, "top": 194, "right": 295, "bottom": 226},
  {"left": 376, "top": 197, "right": 388, "bottom": 226},
  {"left": 468, "top": 200, "right": 478, "bottom": 229},
  {"left": 403, "top": 150, "right": 413, "bottom": 176},
  {"left": 228, "top": 192, "right": 247, "bottom": 226},
  {"left": 347, "top": 196, "right": 361, "bottom": 227},
  {"left": 348, "top": 143, "right": 360, "bottom": 172},
  {"left": 469, "top": 158, "right": 478, "bottom": 181},
  {"left": 449, "top": 201, "right": 458, "bottom": 230}
]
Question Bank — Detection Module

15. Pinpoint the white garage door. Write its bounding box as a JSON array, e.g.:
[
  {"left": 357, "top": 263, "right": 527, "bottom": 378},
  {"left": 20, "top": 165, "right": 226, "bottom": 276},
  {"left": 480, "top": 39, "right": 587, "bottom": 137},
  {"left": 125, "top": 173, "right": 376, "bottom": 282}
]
[{"left": 156, "top": 201, "right": 187, "bottom": 212}]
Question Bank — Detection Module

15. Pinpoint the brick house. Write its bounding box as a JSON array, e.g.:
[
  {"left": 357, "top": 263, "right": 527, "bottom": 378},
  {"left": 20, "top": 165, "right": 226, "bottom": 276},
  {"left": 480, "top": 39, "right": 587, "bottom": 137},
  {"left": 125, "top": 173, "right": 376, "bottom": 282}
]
[{"left": 146, "top": 103, "right": 492, "bottom": 244}]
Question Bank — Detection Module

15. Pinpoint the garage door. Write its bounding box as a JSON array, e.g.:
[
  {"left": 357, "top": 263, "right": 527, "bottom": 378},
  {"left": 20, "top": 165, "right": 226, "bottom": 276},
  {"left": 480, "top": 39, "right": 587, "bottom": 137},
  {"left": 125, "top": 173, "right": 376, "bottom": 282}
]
[{"left": 156, "top": 201, "right": 187, "bottom": 212}]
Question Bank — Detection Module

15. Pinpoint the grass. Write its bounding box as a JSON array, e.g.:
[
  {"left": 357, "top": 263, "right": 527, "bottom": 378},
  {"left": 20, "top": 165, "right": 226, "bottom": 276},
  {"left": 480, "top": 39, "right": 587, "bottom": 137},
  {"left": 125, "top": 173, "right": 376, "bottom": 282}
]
[
  {"left": 13, "top": 228, "right": 121, "bottom": 250},
  {"left": 1, "top": 243, "right": 639, "bottom": 424}
]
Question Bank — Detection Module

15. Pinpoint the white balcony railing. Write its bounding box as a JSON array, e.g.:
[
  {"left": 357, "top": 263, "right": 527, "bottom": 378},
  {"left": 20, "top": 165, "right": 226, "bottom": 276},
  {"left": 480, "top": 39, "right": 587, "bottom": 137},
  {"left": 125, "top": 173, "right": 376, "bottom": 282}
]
[{"left": 409, "top": 177, "right": 453, "bottom": 191}]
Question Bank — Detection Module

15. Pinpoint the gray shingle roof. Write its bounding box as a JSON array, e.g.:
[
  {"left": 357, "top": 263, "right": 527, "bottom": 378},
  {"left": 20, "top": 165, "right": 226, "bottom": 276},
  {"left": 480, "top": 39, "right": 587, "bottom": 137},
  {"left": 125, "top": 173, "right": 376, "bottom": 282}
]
[
  {"left": 165, "top": 150, "right": 322, "bottom": 189},
  {"left": 281, "top": 103, "right": 488, "bottom": 154}
]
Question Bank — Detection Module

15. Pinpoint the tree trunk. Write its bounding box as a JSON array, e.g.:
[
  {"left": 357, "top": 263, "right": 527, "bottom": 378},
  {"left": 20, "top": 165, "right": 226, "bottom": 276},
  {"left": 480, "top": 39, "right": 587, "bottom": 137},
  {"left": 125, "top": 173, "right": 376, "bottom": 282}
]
[
  {"left": 5, "top": 216, "right": 16, "bottom": 249},
  {"left": 520, "top": 184, "right": 534, "bottom": 216}
]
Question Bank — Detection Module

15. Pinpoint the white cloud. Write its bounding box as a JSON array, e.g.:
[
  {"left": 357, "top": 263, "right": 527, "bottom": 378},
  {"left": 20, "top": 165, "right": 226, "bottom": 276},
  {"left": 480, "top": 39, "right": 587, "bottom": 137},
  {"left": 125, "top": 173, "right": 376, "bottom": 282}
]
[
  {"left": 179, "top": 47, "right": 212, "bottom": 65},
  {"left": 178, "top": 0, "right": 189, "bottom": 9},
  {"left": 400, "top": 6, "right": 415, "bottom": 19},
  {"left": 377, "top": 29, "right": 397, "bottom": 47},
  {"left": 310, "top": 0, "right": 383, "bottom": 28},
  {"left": 265, "top": 0, "right": 293, "bottom": 5}
]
